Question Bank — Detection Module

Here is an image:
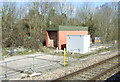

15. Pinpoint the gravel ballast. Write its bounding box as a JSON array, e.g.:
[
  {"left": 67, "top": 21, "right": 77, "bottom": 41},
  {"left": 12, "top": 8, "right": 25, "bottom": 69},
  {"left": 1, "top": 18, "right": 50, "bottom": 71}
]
[{"left": 22, "top": 50, "right": 118, "bottom": 80}]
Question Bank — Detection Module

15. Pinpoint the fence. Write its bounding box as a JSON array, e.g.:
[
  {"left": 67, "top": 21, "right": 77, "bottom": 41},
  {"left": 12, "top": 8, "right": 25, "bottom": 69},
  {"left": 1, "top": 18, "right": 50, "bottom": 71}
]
[{"left": 0, "top": 53, "right": 77, "bottom": 80}]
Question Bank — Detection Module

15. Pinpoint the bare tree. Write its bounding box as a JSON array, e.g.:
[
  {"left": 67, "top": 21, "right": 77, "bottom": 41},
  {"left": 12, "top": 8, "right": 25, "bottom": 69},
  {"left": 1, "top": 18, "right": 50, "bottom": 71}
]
[{"left": 1, "top": 2, "right": 18, "bottom": 47}]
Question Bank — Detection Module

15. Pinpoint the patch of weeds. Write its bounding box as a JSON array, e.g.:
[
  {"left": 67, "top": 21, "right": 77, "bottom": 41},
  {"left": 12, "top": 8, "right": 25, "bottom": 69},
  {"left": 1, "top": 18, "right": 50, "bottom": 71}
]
[
  {"left": 97, "top": 45, "right": 118, "bottom": 53},
  {"left": 70, "top": 52, "right": 96, "bottom": 59},
  {"left": 40, "top": 47, "right": 55, "bottom": 54},
  {"left": 64, "top": 45, "right": 118, "bottom": 59},
  {"left": 2, "top": 48, "right": 37, "bottom": 57}
]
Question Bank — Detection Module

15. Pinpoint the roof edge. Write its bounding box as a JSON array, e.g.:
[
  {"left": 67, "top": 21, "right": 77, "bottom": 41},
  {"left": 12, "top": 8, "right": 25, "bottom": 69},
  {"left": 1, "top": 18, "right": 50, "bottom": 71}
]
[{"left": 46, "top": 26, "right": 88, "bottom": 31}]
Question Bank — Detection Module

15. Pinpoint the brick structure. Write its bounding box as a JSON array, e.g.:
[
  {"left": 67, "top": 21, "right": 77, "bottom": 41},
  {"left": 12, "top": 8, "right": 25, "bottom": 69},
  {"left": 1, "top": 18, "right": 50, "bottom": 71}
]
[{"left": 46, "top": 26, "right": 88, "bottom": 50}]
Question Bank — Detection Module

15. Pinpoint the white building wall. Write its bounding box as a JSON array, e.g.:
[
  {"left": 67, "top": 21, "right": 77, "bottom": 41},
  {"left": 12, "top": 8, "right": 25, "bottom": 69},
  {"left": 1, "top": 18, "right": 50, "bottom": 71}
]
[
  {"left": 83, "top": 35, "right": 90, "bottom": 53},
  {"left": 66, "top": 35, "right": 90, "bottom": 53}
]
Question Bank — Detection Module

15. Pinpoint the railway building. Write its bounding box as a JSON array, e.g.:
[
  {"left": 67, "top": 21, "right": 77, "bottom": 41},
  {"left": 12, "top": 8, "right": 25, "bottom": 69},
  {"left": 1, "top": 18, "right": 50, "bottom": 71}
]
[{"left": 46, "top": 26, "right": 88, "bottom": 50}]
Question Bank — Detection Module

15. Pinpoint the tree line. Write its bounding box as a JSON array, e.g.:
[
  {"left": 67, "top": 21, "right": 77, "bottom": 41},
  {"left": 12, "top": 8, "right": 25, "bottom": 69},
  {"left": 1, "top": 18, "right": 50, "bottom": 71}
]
[{"left": 0, "top": 2, "right": 118, "bottom": 49}]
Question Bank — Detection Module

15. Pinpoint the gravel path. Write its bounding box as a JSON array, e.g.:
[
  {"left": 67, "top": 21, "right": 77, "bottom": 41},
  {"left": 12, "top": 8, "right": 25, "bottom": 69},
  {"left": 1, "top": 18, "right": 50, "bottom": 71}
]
[
  {"left": 0, "top": 52, "right": 77, "bottom": 80},
  {"left": 22, "top": 50, "right": 118, "bottom": 80}
]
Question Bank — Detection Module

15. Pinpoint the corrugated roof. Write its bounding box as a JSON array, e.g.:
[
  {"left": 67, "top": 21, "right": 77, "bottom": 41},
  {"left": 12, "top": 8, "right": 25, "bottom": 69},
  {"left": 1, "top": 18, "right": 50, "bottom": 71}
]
[{"left": 46, "top": 26, "right": 88, "bottom": 31}]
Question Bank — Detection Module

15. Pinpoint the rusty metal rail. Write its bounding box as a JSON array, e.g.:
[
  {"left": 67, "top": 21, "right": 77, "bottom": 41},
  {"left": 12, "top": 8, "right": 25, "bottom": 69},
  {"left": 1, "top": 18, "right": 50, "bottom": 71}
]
[
  {"left": 88, "top": 63, "right": 119, "bottom": 81},
  {"left": 51, "top": 54, "right": 119, "bottom": 81}
]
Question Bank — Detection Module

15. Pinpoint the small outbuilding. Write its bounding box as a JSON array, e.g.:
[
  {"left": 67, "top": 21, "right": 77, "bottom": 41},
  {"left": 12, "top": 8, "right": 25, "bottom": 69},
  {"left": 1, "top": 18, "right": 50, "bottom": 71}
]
[
  {"left": 66, "top": 35, "right": 90, "bottom": 53},
  {"left": 46, "top": 26, "right": 88, "bottom": 50}
]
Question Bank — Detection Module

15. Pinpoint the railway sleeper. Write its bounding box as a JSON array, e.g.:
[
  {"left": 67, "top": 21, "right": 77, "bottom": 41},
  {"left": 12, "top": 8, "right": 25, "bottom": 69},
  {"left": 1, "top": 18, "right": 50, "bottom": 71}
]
[
  {"left": 82, "top": 73, "right": 97, "bottom": 76},
  {"left": 69, "top": 76, "right": 91, "bottom": 80},
  {"left": 79, "top": 74, "right": 93, "bottom": 78}
]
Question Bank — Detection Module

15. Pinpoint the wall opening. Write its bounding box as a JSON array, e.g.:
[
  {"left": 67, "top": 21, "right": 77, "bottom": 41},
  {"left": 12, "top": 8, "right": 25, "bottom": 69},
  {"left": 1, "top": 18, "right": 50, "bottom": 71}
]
[{"left": 48, "top": 31, "right": 57, "bottom": 48}]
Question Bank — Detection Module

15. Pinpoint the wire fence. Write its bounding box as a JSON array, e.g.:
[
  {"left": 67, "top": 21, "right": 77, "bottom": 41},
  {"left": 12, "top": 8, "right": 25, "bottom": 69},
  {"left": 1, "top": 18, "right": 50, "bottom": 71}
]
[{"left": 0, "top": 53, "right": 77, "bottom": 80}]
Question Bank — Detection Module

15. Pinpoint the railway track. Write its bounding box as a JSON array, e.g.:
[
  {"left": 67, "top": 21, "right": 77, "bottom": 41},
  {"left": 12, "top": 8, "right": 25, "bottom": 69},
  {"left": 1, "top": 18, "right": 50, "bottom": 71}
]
[{"left": 51, "top": 54, "right": 119, "bottom": 81}]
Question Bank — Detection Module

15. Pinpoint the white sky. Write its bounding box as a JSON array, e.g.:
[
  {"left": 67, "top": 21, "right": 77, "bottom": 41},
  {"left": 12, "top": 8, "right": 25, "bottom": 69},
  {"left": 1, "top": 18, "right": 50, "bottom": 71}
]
[{"left": 0, "top": 0, "right": 119, "bottom": 2}]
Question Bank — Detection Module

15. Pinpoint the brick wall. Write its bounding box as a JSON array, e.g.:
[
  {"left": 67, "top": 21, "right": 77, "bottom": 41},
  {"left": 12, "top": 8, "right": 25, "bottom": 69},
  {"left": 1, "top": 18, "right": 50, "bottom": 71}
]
[{"left": 58, "top": 31, "right": 88, "bottom": 50}]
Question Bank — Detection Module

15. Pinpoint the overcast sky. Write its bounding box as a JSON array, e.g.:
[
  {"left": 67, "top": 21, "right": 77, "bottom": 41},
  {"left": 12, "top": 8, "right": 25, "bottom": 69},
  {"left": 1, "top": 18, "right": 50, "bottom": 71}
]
[
  {"left": 0, "top": 1, "right": 118, "bottom": 18},
  {"left": 0, "top": 0, "right": 119, "bottom": 2}
]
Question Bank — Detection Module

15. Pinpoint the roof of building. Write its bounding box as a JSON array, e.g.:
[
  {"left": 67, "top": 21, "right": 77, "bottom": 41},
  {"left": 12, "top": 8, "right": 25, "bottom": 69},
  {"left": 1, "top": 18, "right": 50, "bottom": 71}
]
[{"left": 46, "top": 26, "right": 88, "bottom": 31}]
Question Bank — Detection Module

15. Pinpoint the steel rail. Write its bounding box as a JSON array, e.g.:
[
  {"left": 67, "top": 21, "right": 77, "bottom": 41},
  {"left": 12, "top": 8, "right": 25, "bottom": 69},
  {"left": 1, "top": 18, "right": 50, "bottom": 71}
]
[
  {"left": 88, "top": 63, "right": 120, "bottom": 81},
  {"left": 51, "top": 54, "right": 119, "bottom": 82}
]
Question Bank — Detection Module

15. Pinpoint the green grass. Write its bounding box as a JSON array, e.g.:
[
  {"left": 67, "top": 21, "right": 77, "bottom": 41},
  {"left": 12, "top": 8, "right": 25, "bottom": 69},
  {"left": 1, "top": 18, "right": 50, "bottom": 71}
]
[
  {"left": 71, "top": 44, "right": 118, "bottom": 59},
  {"left": 1, "top": 46, "right": 56, "bottom": 58},
  {"left": 2, "top": 43, "right": 118, "bottom": 58},
  {"left": 50, "top": 44, "right": 118, "bottom": 59},
  {"left": 2, "top": 48, "right": 36, "bottom": 57},
  {"left": 39, "top": 47, "right": 55, "bottom": 54}
]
